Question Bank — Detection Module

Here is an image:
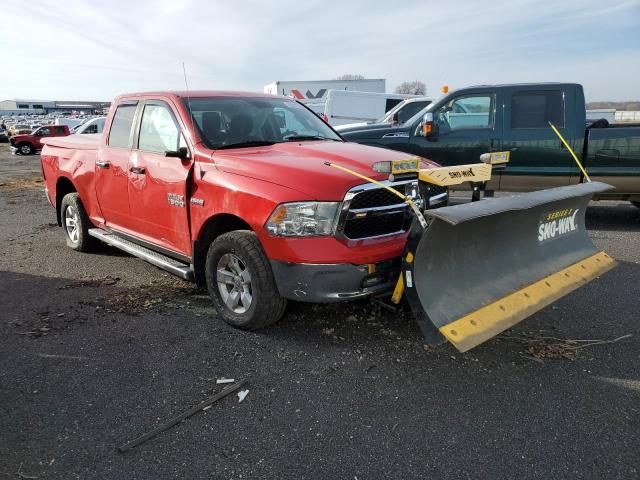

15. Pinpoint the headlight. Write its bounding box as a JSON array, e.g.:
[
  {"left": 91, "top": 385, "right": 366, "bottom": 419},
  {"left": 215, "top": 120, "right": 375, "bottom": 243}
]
[{"left": 266, "top": 202, "right": 340, "bottom": 237}]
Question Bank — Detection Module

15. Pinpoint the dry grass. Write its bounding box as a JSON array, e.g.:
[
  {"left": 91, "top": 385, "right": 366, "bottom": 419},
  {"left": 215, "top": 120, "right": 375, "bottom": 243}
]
[{"left": 0, "top": 177, "right": 44, "bottom": 190}]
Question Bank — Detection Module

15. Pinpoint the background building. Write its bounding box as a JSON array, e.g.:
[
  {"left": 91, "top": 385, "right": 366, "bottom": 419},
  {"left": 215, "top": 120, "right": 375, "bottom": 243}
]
[{"left": 0, "top": 99, "right": 110, "bottom": 116}]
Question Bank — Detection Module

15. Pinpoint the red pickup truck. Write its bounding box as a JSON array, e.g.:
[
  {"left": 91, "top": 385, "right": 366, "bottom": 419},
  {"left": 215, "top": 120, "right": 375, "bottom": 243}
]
[
  {"left": 41, "top": 91, "right": 441, "bottom": 330},
  {"left": 11, "top": 125, "right": 71, "bottom": 155}
]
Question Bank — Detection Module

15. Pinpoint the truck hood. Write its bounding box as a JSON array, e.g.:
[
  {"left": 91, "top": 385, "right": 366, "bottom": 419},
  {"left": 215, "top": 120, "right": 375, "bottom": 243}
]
[{"left": 211, "top": 140, "right": 436, "bottom": 201}]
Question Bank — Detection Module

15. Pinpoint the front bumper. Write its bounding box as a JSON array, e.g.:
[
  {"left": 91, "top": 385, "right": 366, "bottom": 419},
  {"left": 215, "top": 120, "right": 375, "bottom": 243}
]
[{"left": 270, "top": 259, "right": 399, "bottom": 303}]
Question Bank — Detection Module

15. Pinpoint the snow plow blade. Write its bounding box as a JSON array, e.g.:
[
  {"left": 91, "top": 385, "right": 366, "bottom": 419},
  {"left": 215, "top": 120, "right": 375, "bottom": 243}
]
[{"left": 403, "top": 182, "right": 616, "bottom": 352}]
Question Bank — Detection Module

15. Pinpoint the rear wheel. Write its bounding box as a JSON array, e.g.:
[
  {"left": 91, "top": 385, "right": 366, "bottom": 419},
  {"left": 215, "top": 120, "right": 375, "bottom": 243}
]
[
  {"left": 205, "top": 231, "right": 286, "bottom": 330},
  {"left": 60, "top": 193, "right": 96, "bottom": 252},
  {"left": 18, "top": 142, "right": 33, "bottom": 155}
]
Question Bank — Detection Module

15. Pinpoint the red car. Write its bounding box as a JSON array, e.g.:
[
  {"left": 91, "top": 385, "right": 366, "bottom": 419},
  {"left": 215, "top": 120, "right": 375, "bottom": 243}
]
[
  {"left": 11, "top": 125, "right": 70, "bottom": 155},
  {"left": 40, "top": 91, "right": 442, "bottom": 330}
]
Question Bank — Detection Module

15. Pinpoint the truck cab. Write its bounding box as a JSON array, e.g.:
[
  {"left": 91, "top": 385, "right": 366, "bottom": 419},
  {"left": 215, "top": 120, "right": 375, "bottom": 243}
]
[
  {"left": 340, "top": 83, "right": 640, "bottom": 200},
  {"left": 10, "top": 124, "right": 70, "bottom": 155}
]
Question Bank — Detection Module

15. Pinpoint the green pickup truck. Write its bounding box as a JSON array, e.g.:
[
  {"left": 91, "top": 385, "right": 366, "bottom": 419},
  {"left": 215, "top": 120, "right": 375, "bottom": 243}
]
[{"left": 339, "top": 83, "right": 640, "bottom": 205}]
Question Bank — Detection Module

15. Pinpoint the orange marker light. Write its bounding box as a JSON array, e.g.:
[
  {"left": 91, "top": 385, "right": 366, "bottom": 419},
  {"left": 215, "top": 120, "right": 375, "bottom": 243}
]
[{"left": 442, "top": 85, "right": 449, "bottom": 94}]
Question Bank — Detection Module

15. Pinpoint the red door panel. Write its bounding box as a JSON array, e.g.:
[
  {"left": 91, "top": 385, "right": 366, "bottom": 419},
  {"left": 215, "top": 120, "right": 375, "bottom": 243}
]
[
  {"left": 127, "top": 101, "right": 192, "bottom": 256},
  {"left": 95, "top": 147, "right": 131, "bottom": 229},
  {"left": 94, "top": 102, "right": 138, "bottom": 230}
]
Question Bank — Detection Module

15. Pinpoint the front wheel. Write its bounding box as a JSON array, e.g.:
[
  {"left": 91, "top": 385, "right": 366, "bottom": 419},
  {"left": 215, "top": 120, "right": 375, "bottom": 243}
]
[
  {"left": 18, "top": 142, "right": 34, "bottom": 155},
  {"left": 205, "top": 231, "right": 287, "bottom": 330}
]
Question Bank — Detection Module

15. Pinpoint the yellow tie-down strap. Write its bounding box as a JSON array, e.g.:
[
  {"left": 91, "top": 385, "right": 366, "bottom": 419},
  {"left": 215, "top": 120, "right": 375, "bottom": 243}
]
[
  {"left": 419, "top": 163, "right": 492, "bottom": 187},
  {"left": 440, "top": 251, "right": 616, "bottom": 352}
]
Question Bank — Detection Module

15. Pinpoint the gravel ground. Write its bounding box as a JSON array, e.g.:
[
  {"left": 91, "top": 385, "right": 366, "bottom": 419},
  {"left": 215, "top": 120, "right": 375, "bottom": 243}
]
[{"left": 1, "top": 146, "right": 639, "bottom": 479}]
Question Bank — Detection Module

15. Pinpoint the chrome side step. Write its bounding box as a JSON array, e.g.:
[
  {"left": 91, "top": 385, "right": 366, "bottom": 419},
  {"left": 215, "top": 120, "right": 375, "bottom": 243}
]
[{"left": 88, "top": 228, "right": 194, "bottom": 281}]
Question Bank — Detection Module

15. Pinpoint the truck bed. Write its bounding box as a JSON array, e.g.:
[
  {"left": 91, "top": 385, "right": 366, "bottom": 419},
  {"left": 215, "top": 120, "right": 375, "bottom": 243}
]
[{"left": 41, "top": 133, "right": 101, "bottom": 150}]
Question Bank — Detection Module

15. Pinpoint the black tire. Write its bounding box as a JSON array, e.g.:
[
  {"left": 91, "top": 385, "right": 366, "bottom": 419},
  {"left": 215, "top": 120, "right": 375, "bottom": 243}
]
[
  {"left": 60, "top": 193, "right": 96, "bottom": 252},
  {"left": 18, "top": 142, "right": 33, "bottom": 155},
  {"left": 631, "top": 201, "right": 640, "bottom": 209},
  {"left": 205, "top": 230, "right": 287, "bottom": 330}
]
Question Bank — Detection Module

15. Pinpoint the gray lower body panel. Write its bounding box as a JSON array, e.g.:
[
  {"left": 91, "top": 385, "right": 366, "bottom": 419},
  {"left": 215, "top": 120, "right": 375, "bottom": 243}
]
[{"left": 270, "top": 260, "right": 396, "bottom": 303}]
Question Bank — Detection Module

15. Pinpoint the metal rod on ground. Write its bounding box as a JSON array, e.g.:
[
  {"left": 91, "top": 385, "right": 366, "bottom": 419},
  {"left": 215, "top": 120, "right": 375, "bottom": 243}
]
[{"left": 118, "top": 379, "right": 247, "bottom": 453}]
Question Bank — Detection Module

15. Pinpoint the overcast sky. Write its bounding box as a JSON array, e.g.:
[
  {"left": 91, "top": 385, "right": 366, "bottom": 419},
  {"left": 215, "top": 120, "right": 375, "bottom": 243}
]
[{"left": 1, "top": 0, "right": 639, "bottom": 101}]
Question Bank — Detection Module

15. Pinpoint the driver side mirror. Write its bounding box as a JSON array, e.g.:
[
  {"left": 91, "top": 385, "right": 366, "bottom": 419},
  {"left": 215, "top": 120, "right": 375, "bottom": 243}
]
[
  {"left": 415, "top": 112, "right": 436, "bottom": 138},
  {"left": 165, "top": 146, "right": 190, "bottom": 160},
  {"left": 391, "top": 112, "right": 399, "bottom": 125}
]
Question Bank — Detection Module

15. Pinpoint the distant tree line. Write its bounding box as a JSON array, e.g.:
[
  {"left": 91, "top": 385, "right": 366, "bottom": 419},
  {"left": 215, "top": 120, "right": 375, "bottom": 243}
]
[
  {"left": 333, "top": 75, "right": 428, "bottom": 96},
  {"left": 334, "top": 74, "right": 366, "bottom": 80},
  {"left": 394, "top": 81, "right": 427, "bottom": 95}
]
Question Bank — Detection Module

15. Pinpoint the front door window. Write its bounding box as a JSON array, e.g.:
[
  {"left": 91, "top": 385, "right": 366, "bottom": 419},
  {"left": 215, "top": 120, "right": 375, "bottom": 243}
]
[{"left": 434, "top": 95, "right": 493, "bottom": 133}]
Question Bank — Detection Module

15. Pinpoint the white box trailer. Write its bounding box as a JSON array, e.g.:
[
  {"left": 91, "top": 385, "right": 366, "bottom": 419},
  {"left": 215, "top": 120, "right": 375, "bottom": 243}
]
[
  {"left": 318, "top": 90, "right": 420, "bottom": 126},
  {"left": 264, "top": 79, "right": 385, "bottom": 103}
]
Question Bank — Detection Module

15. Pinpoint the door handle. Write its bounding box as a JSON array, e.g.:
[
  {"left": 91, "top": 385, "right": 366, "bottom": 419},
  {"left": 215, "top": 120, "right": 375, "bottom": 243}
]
[
  {"left": 129, "top": 166, "right": 146, "bottom": 174},
  {"left": 96, "top": 161, "right": 110, "bottom": 169}
]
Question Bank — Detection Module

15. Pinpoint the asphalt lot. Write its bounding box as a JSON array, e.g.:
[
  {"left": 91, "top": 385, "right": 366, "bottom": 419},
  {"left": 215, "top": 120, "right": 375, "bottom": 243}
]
[{"left": 1, "top": 146, "right": 639, "bottom": 479}]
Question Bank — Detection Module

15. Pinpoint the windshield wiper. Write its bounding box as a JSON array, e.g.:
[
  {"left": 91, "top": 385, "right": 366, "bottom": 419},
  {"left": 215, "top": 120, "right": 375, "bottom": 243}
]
[
  {"left": 283, "top": 135, "right": 337, "bottom": 142},
  {"left": 216, "top": 140, "right": 276, "bottom": 150}
]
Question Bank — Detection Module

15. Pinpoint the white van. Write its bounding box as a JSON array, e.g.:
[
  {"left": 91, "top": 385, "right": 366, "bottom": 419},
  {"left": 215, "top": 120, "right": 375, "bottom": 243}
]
[
  {"left": 335, "top": 96, "right": 433, "bottom": 130},
  {"left": 55, "top": 118, "right": 83, "bottom": 129},
  {"left": 318, "top": 90, "right": 420, "bottom": 126},
  {"left": 73, "top": 117, "right": 106, "bottom": 134}
]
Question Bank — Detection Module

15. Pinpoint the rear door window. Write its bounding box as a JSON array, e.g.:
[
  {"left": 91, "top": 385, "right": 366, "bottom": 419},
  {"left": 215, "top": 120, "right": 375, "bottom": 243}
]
[
  {"left": 54, "top": 126, "right": 66, "bottom": 134},
  {"left": 108, "top": 104, "right": 138, "bottom": 148},
  {"left": 511, "top": 90, "right": 564, "bottom": 129}
]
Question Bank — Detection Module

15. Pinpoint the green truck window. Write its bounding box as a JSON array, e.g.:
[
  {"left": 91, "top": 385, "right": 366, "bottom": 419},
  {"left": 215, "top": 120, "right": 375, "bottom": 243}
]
[
  {"left": 511, "top": 90, "right": 564, "bottom": 129},
  {"left": 435, "top": 95, "right": 493, "bottom": 133}
]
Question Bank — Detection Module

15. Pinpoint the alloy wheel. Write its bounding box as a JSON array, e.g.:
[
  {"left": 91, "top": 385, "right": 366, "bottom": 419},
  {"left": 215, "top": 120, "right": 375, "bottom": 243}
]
[{"left": 216, "top": 253, "right": 253, "bottom": 313}]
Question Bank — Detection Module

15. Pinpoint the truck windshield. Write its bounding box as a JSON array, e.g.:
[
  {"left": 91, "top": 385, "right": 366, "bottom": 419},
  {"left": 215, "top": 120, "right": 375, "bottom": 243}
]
[{"left": 184, "top": 97, "right": 342, "bottom": 149}]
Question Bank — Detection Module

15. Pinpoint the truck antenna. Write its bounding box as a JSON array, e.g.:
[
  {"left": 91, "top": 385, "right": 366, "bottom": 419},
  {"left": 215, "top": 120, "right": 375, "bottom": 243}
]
[{"left": 182, "top": 61, "right": 194, "bottom": 121}]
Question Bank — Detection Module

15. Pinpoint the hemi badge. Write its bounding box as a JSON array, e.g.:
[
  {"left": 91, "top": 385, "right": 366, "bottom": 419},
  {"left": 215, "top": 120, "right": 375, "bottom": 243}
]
[{"left": 190, "top": 198, "right": 205, "bottom": 206}]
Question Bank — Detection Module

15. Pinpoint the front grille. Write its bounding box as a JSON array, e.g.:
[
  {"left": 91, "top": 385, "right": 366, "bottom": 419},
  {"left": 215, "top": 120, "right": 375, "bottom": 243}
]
[
  {"left": 343, "top": 211, "right": 408, "bottom": 239},
  {"left": 348, "top": 186, "right": 405, "bottom": 210},
  {"left": 421, "top": 183, "right": 447, "bottom": 198},
  {"left": 420, "top": 183, "right": 448, "bottom": 208},
  {"left": 338, "top": 180, "right": 419, "bottom": 240}
]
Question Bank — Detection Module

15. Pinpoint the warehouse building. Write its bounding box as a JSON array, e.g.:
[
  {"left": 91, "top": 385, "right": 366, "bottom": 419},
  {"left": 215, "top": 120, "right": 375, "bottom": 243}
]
[
  {"left": 0, "top": 99, "right": 110, "bottom": 116},
  {"left": 0, "top": 99, "right": 55, "bottom": 115}
]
